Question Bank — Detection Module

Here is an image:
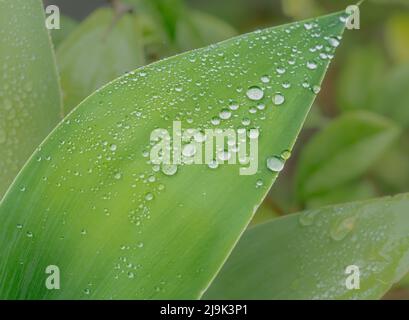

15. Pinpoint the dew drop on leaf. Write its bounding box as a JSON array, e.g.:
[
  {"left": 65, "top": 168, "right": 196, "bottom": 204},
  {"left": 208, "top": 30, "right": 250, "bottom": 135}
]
[
  {"left": 246, "top": 86, "right": 264, "bottom": 101},
  {"left": 266, "top": 156, "right": 285, "bottom": 172}
]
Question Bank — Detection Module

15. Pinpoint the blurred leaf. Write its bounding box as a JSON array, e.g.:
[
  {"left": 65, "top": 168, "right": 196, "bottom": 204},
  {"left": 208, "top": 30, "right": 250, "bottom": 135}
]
[
  {"left": 0, "top": 12, "right": 346, "bottom": 299},
  {"left": 124, "top": 0, "right": 185, "bottom": 41},
  {"left": 305, "top": 180, "right": 377, "bottom": 209},
  {"left": 205, "top": 194, "right": 409, "bottom": 299},
  {"left": 296, "top": 111, "right": 400, "bottom": 202},
  {"left": 57, "top": 8, "right": 145, "bottom": 114},
  {"left": 336, "top": 45, "right": 386, "bottom": 112},
  {"left": 0, "top": 0, "right": 62, "bottom": 198},
  {"left": 175, "top": 10, "right": 237, "bottom": 52},
  {"left": 373, "top": 64, "right": 409, "bottom": 127},
  {"left": 250, "top": 200, "right": 279, "bottom": 226},
  {"left": 282, "top": 0, "right": 323, "bottom": 20},
  {"left": 385, "top": 13, "right": 409, "bottom": 63},
  {"left": 372, "top": 135, "right": 409, "bottom": 193},
  {"left": 51, "top": 14, "right": 78, "bottom": 48},
  {"left": 304, "top": 104, "right": 329, "bottom": 129}
]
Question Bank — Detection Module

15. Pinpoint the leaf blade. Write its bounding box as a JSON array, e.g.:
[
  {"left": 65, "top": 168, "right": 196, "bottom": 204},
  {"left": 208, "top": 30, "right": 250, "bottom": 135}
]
[
  {"left": 0, "top": 12, "right": 346, "bottom": 299},
  {"left": 0, "top": 0, "right": 62, "bottom": 198},
  {"left": 205, "top": 194, "right": 409, "bottom": 299}
]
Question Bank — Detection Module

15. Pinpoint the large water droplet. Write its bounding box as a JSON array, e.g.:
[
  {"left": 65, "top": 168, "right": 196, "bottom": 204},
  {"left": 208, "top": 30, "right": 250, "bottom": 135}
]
[
  {"left": 266, "top": 156, "right": 285, "bottom": 172},
  {"left": 246, "top": 86, "right": 264, "bottom": 101}
]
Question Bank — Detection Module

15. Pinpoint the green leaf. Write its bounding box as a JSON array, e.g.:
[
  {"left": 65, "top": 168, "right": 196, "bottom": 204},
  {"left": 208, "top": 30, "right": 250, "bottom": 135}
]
[
  {"left": 385, "top": 13, "right": 409, "bottom": 63},
  {"left": 296, "top": 111, "right": 400, "bottom": 202},
  {"left": 175, "top": 10, "right": 237, "bottom": 52},
  {"left": 305, "top": 180, "right": 376, "bottom": 209},
  {"left": 0, "top": 0, "right": 62, "bottom": 199},
  {"left": 205, "top": 193, "right": 409, "bottom": 299},
  {"left": 51, "top": 14, "right": 78, "bottom": 48},
  {"left": 373, "top": 64, "right": 409, "bottom": 127},
  {"left": 0, "top": 12, "right": 346, "bottom": 299},
  {"left": 57, "top": 8, "right": 145, "bottom": 114},
  {"left": 336, "top": 45, "right": 386, "bottom": 112}
]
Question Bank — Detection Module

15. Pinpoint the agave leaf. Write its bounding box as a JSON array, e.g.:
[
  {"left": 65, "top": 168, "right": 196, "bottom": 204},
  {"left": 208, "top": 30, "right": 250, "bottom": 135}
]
[
  {"left": 0, "top": 12, "right": 346, "bottom": 299},
  {"left": 0, "top": 0, "right": 62, "bottom": 199},
  {"left": 296, "top": 111, "right": 400, "bottom": 203},
  {"left": 57, "top": 8, "right": 146, "bottom": 114},
  {"left": 205, "top": 194, "right": 409, "bottom": 299}
]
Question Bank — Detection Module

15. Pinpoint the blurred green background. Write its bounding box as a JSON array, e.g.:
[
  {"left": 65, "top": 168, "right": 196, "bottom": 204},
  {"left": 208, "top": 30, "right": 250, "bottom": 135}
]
[{"left": 46, "top": 0, "right": 409, "bottom": 298}]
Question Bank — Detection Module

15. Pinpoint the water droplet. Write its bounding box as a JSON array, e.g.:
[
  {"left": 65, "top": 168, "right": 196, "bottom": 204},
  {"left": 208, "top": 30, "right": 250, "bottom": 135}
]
[
  {"left": 273, "top": 93, "right": 285, "bottom": 106},
  {"left": 219, "top": 109, "right": 232, "bottom": 120},
  {"left": 218, "top": 150, "right": 231, "bottom": 162},
  {"left": 162, "top": 164, "right": 178, "bottom": 176},
  {"left": 260, "top": 76, "right": 270, "bottom": 83},
  {"left": 266, "top": 156, "right": 285, "bottom": 172},
  {"left": 229, "top": 102, "right": 239, "bottom": 111},
  {"left": 114, "top": 172, "right": 122, "bottom": 180},
  {"left": 26, "top": 231, "right": 33, "bottom": 238},
  {"left": 330, "top": 216, "right": 356, "bottom": 241},
  {"left": 110, "top": 144, "right": 117, "bottom": 151},
  {"left": 137, "top": 242, "right": 144, "bottom": 248},
  {"left": 276, "top": 67, "right": 286, "bottom": 74},
  {"left": 145, "top": 193, "right": 154, "bottom": 201},
  {"left": 328, "top": 37, "right": 340, "bottom": 48},
  {"left": 256, "top": 179, "right": 264, "bottom": 188},
  {"left": 281, "top": 150, "right": 291, "bottom": 160},
  {"left": 306, "top": 61, "right": 317, "bottom": 70},
  {"left": 208, "top": 160, "right": 219, "bottom": 169},
  {"left": 16, "top": 224, "right": 23, "bottom": 229},
  {"left": 299, "top": 210, "right": 319, "bottom": 226},
  {"left": 249, "top": 129, "right": 259, "bottom": 139},
  {"left": 246, "top": 86, "right": 264, "bottom": 101},
  {"left": 304, "top": 23, "right": 313, "bottom": 30},
  {"left": 312, "top": 85, "right": 321, "bottom": 94},
  {"left": 182, "top": 144, "right": 196, "bottom": 157}
]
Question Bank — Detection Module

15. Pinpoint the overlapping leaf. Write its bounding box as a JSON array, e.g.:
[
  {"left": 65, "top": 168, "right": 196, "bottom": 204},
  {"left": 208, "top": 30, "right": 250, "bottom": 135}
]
[
  {"left": 0, "top": 0, "right": 62, "bottom": 198},
  {"left": 205, "top": 194, "right": 409, "bottom": 299}
]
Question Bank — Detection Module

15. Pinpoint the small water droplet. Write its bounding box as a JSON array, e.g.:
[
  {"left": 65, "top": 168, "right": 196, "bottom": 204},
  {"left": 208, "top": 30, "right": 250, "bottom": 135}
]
[
  {"left": 299, "top": 210, "right": 319, "bottom": 226},
  {"left": 281, "top": 150, "right": 291, "bottom": 160},
  {"left": 256, "top": 179, "right": 264, "bottom": 188},
  {"left": 110, "top": 144, "right": 117, "bottom": 151},
  {"left": 145, "top": 193, "right": 154, "bottom": 201},
  {"left": 208, "top": 160, "right": 219, "bottom": 169},
  {"left": 260, "top": 76, "right": 270, "bottom": 83},
  {"left": 219, "top": 109, "right": 232, "bottom": 120},
  {"left": 330, "top": 216, "right": 356, "bottom": 241},
  {"left": 306, "top": 61, "right": 317, "bottom": 70},
  {"left": 328, "top": 37, "right": 340, "bottom": 48},
  {"left": 273, "top": 93, "right": 285, "bottom": 106},
  {"left": 312, "top": 85, "right": 321, "bottom": 94}
]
